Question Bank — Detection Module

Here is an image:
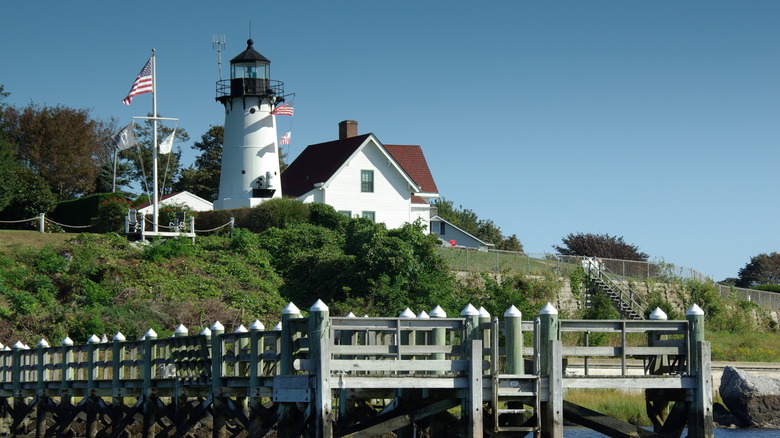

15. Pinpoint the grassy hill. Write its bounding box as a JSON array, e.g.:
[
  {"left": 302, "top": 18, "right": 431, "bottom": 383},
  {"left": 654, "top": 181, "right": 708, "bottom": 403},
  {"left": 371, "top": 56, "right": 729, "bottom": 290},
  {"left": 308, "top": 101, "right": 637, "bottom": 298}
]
[{"left": 1, "top": 227, "right": 778, "bottom": 362}]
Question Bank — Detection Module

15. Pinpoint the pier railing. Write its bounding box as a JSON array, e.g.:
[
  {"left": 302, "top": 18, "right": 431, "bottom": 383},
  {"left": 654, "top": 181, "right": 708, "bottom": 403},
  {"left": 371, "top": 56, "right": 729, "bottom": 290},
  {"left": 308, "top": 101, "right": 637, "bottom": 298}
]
[{"left": 0, "top": 301, "right": 712, "bottom": 438}]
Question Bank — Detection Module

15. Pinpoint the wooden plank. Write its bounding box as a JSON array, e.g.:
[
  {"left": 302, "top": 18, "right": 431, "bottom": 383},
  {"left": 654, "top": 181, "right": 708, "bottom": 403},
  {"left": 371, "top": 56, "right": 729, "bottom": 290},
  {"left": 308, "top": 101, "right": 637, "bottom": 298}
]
[
  {"left": 330, "top": 317, "right": 463, "bottom": 331},
  {"left": 562, "top": 346, "right": 685, "bottom": 356},
  {"left": 339, "top": 397, "right": 460, "bottom": 438},
  {"left": 330, "top": 359, "right": 475, "bottom": 372},
  {"left": 331, "top": 345, "right": 456, "bottom": 355},
  {"left": 336, "top": 376, "right": 467, "bottom": 389},
  {"left": 469, "top": 339, "right": 483, "bottom": 438},
  {"left": 563, "top": 400, "right": 667, "bottom": 438},
  {"left": 563, "top": 376, "right": 696, "bottom": 389},
  {"left": 547, "top": 340, "right": 563, "bottom": 438}
]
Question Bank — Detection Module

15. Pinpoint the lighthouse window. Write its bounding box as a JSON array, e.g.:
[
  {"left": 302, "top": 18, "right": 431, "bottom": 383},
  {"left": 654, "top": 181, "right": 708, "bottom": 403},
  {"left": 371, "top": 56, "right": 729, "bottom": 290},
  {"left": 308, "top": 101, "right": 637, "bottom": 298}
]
[{"left": 361, "top": 170, "right": 374, "bottom": 193}]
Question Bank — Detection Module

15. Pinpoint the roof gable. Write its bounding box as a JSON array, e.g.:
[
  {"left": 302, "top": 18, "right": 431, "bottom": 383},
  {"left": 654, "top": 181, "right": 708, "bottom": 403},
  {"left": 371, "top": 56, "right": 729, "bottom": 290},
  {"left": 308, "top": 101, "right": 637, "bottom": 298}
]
[
  {"left": 282, "top": 134, "right": 422, "bottom": 198},
  {"left": 281, "top": 134, "right": 371, "bottom": 198},
  {"left": 384, "top": 144, "right": 439, "bottom": 194}
]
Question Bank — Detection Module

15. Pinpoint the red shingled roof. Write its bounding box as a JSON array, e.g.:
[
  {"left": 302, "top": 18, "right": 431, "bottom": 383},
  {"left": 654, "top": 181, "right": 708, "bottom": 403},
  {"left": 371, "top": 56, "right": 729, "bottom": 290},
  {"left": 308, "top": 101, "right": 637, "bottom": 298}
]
[
  {"left": 281, "top": 136, "right": 439, "bottom": 202},
  {"left": 384, "top": 144, "right": 439, "bottom": 194},
  {"left": 281, "top": 134, "right": 371, "bottom": 198}
]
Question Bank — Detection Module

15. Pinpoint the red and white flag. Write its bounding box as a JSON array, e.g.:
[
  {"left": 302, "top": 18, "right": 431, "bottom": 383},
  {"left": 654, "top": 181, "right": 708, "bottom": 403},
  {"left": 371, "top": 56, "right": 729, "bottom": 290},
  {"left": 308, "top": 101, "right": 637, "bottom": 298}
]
[
  {"left": 122, "top": 58, "right": 153, "bottom": 105},
  {"left": 280, "top": 132, "right": 291, "bottom": 145},
  {"left": 271, "top": 102, "right": 294, "bottom": 116}
]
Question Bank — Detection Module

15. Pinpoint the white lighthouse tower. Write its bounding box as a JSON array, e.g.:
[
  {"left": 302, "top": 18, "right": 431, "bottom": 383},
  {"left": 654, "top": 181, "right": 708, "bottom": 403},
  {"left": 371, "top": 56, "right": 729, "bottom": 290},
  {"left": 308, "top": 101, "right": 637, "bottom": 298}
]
[{"left": 214, "top": 39, "right": 286, "bottom": 209}]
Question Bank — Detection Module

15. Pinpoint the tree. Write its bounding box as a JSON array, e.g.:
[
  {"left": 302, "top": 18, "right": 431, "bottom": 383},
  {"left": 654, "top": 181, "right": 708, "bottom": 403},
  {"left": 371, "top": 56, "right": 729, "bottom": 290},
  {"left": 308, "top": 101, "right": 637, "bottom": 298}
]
[
  {"left": 3, "top": 103, "right": 110, "bottom": 199},
  {"left": 433, "top": 198, "right": 524, "bottom": 251},
  {"left": 0, "top": 85, "right": 16, "bottom": 211},
  {"left": 553, "top": 232, "right": 649, "bottom": 261},
  {"left": 1, "top": 166, "right": 58, "bottom": 221},
  {"left": 175, "top": 125, "right": 222, "bottom": 201},
  {"left": 120, "top": 116, "right": 189, "bottom": 197},
  {"left": 736, "top": 252, "right": 780, "bottom": 288}
]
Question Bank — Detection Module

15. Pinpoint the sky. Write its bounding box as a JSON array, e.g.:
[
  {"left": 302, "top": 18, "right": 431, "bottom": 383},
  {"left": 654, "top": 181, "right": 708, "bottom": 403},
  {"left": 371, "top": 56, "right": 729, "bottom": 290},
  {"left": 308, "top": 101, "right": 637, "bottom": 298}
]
[{"left": 2, "top": 1, "right": 778, "bottom": 282}]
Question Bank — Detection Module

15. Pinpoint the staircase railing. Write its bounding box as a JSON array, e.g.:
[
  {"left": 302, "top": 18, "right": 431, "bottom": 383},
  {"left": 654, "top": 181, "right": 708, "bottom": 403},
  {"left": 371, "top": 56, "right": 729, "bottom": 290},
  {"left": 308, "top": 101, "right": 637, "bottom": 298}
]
[{"left": 583, "top": 258, "right": 648, "bottom": 319}]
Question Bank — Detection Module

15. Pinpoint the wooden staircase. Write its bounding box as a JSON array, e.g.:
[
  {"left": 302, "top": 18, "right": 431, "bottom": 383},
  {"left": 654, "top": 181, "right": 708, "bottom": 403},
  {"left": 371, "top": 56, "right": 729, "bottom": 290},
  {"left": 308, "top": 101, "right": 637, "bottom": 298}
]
[{"left": 582, "top": 258, "right": 647, "bottom": 320}]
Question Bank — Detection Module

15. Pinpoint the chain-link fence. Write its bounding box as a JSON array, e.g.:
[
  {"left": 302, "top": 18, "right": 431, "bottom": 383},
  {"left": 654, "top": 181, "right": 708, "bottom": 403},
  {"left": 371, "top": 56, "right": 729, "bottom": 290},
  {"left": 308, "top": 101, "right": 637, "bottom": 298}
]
[{"left": 435, "top": 246, "right": 779, "bottom": 310}]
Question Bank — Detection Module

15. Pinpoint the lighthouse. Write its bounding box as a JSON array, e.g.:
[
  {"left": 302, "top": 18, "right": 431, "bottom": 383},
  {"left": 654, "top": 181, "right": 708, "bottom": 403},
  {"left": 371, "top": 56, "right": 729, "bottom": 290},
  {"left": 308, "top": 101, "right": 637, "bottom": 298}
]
[{"left": 214, "top": 39, "right": 286, "bottom": 209}]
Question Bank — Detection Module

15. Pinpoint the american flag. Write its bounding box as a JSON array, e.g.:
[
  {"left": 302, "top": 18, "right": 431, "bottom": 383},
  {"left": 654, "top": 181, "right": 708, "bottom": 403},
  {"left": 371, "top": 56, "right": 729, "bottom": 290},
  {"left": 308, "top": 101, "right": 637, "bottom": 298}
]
[
  {"left": 280, "top": 132, "right": 291, "bottom": 145},
  {"left": 271, "top": 102, "right": 294, "bottom": 116},
  {"left": 122, "top": 58, "right": 153, "bottom": 105}
]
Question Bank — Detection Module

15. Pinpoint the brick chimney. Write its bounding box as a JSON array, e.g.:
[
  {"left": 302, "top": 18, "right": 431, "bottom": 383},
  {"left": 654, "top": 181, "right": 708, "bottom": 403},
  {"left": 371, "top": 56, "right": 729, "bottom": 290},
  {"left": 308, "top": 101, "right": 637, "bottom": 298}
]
[{"left": 339, "top": 120, "right": 358, "bottom": 139}]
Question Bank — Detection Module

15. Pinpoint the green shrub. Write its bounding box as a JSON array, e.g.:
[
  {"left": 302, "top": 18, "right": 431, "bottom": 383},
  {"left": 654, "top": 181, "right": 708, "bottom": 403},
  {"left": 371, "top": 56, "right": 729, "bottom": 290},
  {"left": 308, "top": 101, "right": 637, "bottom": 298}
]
[
  {"left": 53, "top": 193, "right": 124, "bottom": 228},
  {"left": 96, "top": 196, "right": 132, "bottom": 233},
  {"left": 753, "top": 284, "right": 780, "bottom": 293},
  {"left": 309, "top": 202, "right": 347, "bottom": 230},
  {"left": 141, "top": 237, "right": 195, "bottom": 263},
  {"left": 251, "top": 198, "right": 310, "bottom": 231},
  {"left": 34, "top": 246, "right": 70, "bottom": 274}
]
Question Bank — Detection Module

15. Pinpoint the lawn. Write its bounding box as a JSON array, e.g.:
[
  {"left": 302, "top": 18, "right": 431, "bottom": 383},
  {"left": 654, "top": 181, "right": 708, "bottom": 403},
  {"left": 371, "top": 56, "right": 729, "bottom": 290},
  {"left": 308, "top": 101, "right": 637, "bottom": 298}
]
[{"left": 0, "top": 230, "right": 77, "bottom": 255}]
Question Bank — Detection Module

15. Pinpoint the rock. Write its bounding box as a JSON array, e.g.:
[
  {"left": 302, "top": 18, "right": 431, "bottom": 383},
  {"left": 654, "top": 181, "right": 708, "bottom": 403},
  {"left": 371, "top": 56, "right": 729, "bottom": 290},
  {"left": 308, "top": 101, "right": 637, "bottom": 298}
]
[
  {"left": 720, "top": 366, "right": 780, "bottom": 428},
  {"left": 713, "top": 402, "right": 742, "bottom": 428}
]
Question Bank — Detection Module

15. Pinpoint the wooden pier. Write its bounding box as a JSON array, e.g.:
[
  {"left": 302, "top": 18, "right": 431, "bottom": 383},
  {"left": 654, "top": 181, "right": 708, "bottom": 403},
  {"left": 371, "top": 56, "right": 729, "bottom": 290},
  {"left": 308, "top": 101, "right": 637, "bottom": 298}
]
[{"left": 0, "top": 301, "right": 712, "bottom": 437}]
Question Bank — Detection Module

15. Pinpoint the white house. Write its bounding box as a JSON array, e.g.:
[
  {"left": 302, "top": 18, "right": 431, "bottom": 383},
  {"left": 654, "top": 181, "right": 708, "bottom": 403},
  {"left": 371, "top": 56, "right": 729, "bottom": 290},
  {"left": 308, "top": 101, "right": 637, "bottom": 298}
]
[
  {"left": 429, "top": 215, "right": 495, "bottom": 251},
  {"left": 136, "top": 191, "right": 214, "bottom": 216},
  {"left": 281, "top": 121, "right": 439, "bottom": 230}
]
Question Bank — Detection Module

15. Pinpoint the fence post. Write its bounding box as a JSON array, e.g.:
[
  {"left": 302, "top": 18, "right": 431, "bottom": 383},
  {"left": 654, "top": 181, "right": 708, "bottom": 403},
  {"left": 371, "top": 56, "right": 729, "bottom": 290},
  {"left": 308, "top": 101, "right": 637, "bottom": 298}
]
[
  {"left": 504, "top": 305, "right": 523, "bottom": 374},
  {"left": 38, "top": 213, "right": 45, "bottom": 233},
  {"left": 229, "top": 217, "right": 235, "bottom": 236},
  {"left": 142, "top": 329, "right": 157, "bottom": 438},
  {"left": 430, "top": 306, "right": 447, "bottom": 377},
  {"left": 539, "top": 303, "right": 558, "bottom": 377},
  {"left": 686, "top": 304, "right": 705, "bottom": 374},
  {"left": 646, "top": 308, "right": 669, "bottom": 431},
  {"left": 61, "top": 337, "right": 73, "bottom": 405},
  {"left": 112, "top": 333, "right": 125, "bottom": 405},
  {"left": 309, "top": 299, "right": 332, "bottom": 438},
  {"left": 278, "top": 303, "right": 302, "bottom": 438},
  {"left": 210, "top": 321, "right": 225, "bottom": 438},
  {"left": 479, "top": 307, "right": 491, "bottom": 361},
  {"left": 249, "top": 320, "right": 264, "bottom": 391}
]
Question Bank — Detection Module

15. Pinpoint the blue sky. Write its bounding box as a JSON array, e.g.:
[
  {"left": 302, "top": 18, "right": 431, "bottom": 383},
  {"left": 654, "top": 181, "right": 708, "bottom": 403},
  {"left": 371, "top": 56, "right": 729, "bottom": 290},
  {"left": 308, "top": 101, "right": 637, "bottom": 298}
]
[{"left": 2, "top": 1, "right": 778, "bottom": 281}]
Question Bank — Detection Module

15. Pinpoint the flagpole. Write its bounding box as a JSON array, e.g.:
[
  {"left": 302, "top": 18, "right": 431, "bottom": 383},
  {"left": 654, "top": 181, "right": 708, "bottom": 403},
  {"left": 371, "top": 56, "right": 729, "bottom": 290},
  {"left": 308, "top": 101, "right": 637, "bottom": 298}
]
[
  {"left": 112, "top": 147, "right": 117, "bottom": 193},
  {"left": 151, "top": 49, "right": 159, "bottom": 233}
]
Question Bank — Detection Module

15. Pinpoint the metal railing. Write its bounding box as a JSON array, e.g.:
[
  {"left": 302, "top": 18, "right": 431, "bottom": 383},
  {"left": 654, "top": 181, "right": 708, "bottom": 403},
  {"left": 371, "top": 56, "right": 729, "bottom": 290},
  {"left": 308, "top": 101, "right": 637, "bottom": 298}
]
[{"left": 436, "top": 246, "right": 779, "bottom": 310}]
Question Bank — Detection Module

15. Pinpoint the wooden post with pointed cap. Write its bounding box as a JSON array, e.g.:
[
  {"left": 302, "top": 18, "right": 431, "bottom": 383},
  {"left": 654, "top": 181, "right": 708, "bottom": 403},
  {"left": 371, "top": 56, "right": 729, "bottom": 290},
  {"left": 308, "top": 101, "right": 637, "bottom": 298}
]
[
  {"left": 278, "top": 303, "right": 302, "bottom": 438},
  {"left": 539, "top": 303, "right": 561, "bottom": 438},
  {"left": 112, "top": 333, "right": 126, "bottom": 407},
  {"left": 210, "top": 321, "right": 225, "bottom": 438},
  {"left": 686, "top": 304, "right": 713, "bottom": 438},
  {"left": 461, "top": 304, "right": 482, "bottom": 438},
  {"left": 504, "top": 306, "right": 523, "bottom": 374},
  {"left": 310, "top": 299, "right": 332, "bottom": 437},
  {"left": 646, "top": 307, "right": 670, "bottom": 431},
  {"left": 142, "top": 328, "right": 158, "bottom": 438}
]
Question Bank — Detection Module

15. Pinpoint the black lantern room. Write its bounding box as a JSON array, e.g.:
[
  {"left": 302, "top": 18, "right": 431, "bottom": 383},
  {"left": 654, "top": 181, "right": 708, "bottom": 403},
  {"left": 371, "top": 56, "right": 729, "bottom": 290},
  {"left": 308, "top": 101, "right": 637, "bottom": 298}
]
[{"left": 216, "top": 39, "right": 285, "bottom": 103}]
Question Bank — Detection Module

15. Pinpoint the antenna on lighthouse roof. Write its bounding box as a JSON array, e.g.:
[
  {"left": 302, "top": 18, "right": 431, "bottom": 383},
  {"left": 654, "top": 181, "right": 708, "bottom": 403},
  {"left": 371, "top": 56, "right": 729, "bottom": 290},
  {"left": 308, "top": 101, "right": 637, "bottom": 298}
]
[{"left": 212, "top": 34, "right": 226, "bottom": 80}]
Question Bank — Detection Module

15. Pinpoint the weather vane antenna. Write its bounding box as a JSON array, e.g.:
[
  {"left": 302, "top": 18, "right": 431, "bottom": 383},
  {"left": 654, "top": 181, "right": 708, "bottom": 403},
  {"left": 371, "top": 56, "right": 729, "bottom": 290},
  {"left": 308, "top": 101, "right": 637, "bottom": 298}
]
[{"left": 212, "top": 34, "right": 226, "bottom": 80}]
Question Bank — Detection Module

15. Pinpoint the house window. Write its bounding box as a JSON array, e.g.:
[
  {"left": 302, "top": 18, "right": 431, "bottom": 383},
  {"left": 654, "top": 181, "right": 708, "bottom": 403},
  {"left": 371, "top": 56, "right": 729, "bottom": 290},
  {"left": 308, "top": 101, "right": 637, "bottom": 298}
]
[
  {"left": 338, "top": 210, "right": 351, "bottom": 218},
  {"left": 361, "top": 170, "right": 374, "bottom": 192},
  {"left": 439, "top": 222, "right": 446, "bottom": 235},
  {"left": 362, "top": 211, "right": 375, "bottom": 222}
]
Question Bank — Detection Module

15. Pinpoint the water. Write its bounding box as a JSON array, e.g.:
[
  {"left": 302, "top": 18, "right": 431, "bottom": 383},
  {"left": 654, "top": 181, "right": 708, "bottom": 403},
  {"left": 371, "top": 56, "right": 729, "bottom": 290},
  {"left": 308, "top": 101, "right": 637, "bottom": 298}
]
[{"left": 563, "top": 427, "right": 780, "bottom": 437}]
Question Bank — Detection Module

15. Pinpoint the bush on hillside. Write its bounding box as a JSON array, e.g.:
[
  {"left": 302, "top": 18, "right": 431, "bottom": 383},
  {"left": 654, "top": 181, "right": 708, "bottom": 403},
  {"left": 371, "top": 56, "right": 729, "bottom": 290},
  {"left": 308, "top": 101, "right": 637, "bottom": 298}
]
[
  {"left": 752, "top": 284, "right": 780, "bottom": 293},
  {"left": 96, "top": 196, "right": 132, "bottom": 233},
  {"left": 250, "top": 198, "right": 310, "bottom": 231}
]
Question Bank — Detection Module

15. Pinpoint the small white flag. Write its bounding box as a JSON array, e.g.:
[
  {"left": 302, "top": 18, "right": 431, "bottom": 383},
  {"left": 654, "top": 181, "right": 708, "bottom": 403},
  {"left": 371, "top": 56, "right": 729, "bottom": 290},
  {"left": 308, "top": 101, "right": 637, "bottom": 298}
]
[
  {"left": 159, "top": 129, "right": 176, "bottom": 154},
  {"left": 112, "top": 122, "right": 136, "bottom": 150},
  {"left": 280, "top": 131, "right": 291, "bottom": 145}
]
